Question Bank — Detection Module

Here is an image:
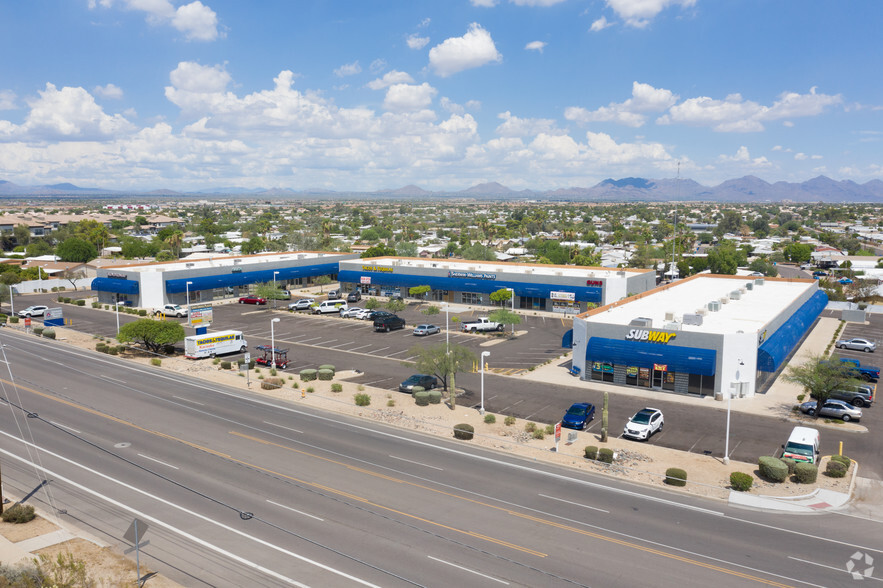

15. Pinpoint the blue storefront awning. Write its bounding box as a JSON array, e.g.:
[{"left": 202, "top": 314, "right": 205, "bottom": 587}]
[
  {"left": 336, "top": 270, "right": 602, "bottom": 303},
  {"left": 562, "top": 329, "right": 573, "bottom": 348},
  {"left": 757, "top": 289, "right": 828, "bottom": 372},
  {"left": 92, "top": 277, "right": 139, "bottom": 295},
  {"left": 586, "top": 337, "right": 717, "bottom": 376},
  {"left": 165, "top": 262, "right": 339, "bottom": 294}
]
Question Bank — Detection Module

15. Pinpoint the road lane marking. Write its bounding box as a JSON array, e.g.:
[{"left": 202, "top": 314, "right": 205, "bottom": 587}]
[
  {"left": 389, "top": 455, "right": 444, "bottom": 471},
  {"left": 137, "top": 454, "right": 179, "bottom": 469},
  {"left": 172, "top": 396, "right": 205, "bottom": 406},
  {"left": 266, "top": 499, "right": 324, "bottom": 521},
  {"left": 427, "top": 556, "right": 509, "bottom": 585},
  {"left": 538, "top": 493, "right": 609, "bottom": 513},
  {"left": 49, "top": 421, "right": 81, "bottom": 434},
  {"left": 263, "top": 421, "right": 303, "bottom": 434}
]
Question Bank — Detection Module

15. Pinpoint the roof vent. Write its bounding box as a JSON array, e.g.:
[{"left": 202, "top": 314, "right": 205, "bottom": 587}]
[
  {"left": 696, "top": 308, "right": 708, "bottom": 316},
  {"left": 664, "top": 321, "right": 681, "bottom": 330},
  {"left": 719, "top": 296, "right": 729, "bottom": 304},
  {"left": 755, "top": 278, "right": 764, "bottom": 286},
  {"left": 683, "top": 313, "right": 704, "bottom": 326},
  {"left": 730, "top": 291, "right": 741, "bottom": 300},
  {"left": 664, "top": 311, "right": 676, "bottom": 321},
  {"left": 617, "top": 271, "right": 626, "bottom": 277},
  {"left": 629, "top": 317, "right": 653, "bottom": 327},
  {"left": 708, "top": 300, "right": 721, "bottom": 312},
  {"left": 746, "top": 282, "right": 753, "bottom": 290}
]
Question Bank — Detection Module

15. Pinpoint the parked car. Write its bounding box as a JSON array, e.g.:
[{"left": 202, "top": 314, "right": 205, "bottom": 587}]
[
  {"left": 18, "top": 305, "right": 48, "bottom": 317},
  {"left": 288, "top": 298, "right": 315, "bottom": 311},
  {"left": 836, "top": 337, "right": 876, "bottom": 353},
  {"left": 364, "top": 309, "right": 392, "bottom": 321},
  {"left": 374, "top": 314, "right": 406, "bottom": 332},
  {"left": 347, "top": 291, "right": 362, "bottom": 303},
  {"left": 816, "top": 386, "right": 875, "bottom": 408},
  {"left": 622, "top": 408, "right": 664, "bottom": 440},
  {"left": 838, "top": 277, "right": 854, "bottom": 285},
  {"left": 238, "top": 296, "right": 267, "bottom": 305},
  {"left": 561, "top": 402, "right": 595, "bottom": 430},
  {"left": 327, "top": 289, "right": 341, "bottom": 300},
  {"left": 413, "top": 324, "right": 440, "bottom": 336},
  {"left": 340, "top": 306, "right": 363, "bottom": 318},
  {"left": 353, "top": 308, "right": 375, "bottom": 320},
  {"left": 398, "top": 374, "right": 438, "bottom": 393},
  {"left": 812, "top": 271, "right": 828, "bottom": 278},
  {"left": 800, "top": 399, "right": 862, "bottom": 422},
  {"left": 154, "top": 304, "right": 188, "bottom": 318},
  {"left": 313, "top": 300, "right": 348, "bottom": 314},
  {"left": 748, "top": 271, "right": 765, "bottom": 277}
]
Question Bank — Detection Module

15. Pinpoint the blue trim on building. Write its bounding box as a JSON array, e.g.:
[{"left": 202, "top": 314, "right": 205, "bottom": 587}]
[
  {"left": 165, "top": 262, "right": 339, "bottom": 294},
  {"left": 337, "top": 270, "right": 602, "bottom": 303},
  {"left": 757, "top": 289, "right": 828, "bottom": 372},
  {"left": 586, "top": 337, "right": 717, "bottom": 376},
  {"left": 92, "top": 277, "right": 140, "bottom": 295},
  {"left": 562, "top": 329, "right": 573, "bottom": 348}
]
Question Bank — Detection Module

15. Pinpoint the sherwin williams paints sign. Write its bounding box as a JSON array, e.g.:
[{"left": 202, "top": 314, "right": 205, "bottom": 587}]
[
  {"left": 625, "top": 329, "right": 677, "bottom": 344},
  {"left": 448, "top": 271, "right": 496, "bottom": 280}
]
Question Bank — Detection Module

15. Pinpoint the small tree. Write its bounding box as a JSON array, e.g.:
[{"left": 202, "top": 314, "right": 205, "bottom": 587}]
[
  {"left": 490, "top": 288, "right": 514, "bottom": 306},
  {"left": 488, "top": 307, "right": 521, "bottom": 333},
  {"left": 406, "top": 343, "right": 477, "bottom": 409},
  {"left": 56, "top": 237, "right": 98, "bottom": 263},
  {"left": 58, "top": 268, "right": 87, "bottom": 291},
  {"left": 315, "top": 275, "right": 332, "bottom": 293},
  {"left": 600, "top": 390, "right": 609, "bottom": 442},
  {"left": 254, "top": 281, "right": 287, "bottom": 306},
  {"left": 385, "top": 298, "right": 406, "bottom": 313},
  {"left": 117, "top": 319, "right": 185, "bottom": 354},
  {"left": 409, "top": 285, "right": 431, "bottom": 298},
  {"left": 783, "top": 353, "right": 863, "bottom": 415}
]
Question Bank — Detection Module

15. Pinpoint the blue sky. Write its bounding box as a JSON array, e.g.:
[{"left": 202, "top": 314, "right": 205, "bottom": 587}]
[{"left": 1, "top": 0, "right": 881, "bottom": 192}]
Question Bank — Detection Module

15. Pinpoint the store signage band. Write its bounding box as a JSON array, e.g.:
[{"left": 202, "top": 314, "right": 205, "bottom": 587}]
[
  {"left": 107, "top": 272, "right": 128, "bottom": 280},
  {"left": 586, "top": 279, "right": 603, "bottom": 286},
  {"left": 362, "top": 265, "right": 393, "bottom": 273},
  {"left": 448, "top": 271, "right": 496, "bottom": 280},
  {"left": 550, "top": 291, "right": 575, "bottom": 301},
  {"left": 625, "top": 329, "right": 677, "bottom": 344}
]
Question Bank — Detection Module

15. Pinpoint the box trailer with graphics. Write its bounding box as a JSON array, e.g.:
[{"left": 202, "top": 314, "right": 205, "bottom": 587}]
[{"left": 185, "top": 330, "right": 247, "bottom": 359}]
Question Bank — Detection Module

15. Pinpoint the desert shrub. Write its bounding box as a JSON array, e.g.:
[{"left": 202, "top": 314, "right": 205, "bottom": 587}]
[
  {"left": 532, "top": 429, "right": 545, "bottom": 440},
  {"left": 42, "top": 329, "right": 56, "bottom": 339},
  {"left": 270, "top": 368, "right": 277, "bottom": 377},
  {"left": 331, "top": 383, "right": 343, "bottom": 393},
  {"left": 414, "top": 391, "right": 430, "bottom": 406},
  {"left": 665, "top": 468, "right": 687, "bottom": 486},
  {"left": 831, "top": 454, "right": 851, "bottom": 467},
  {"left": 794, "top": 462, "right": 818, "bottom": 484},
  {"left": 300, "top": 368, "right": 317, "bottom": 382},
  {"left": 108, "top": 347, "right": 118, "bottom": 355},
  {"left": 428, "top": 390, "right": 442, "bottom": 404},
  {"left": 354, "top": 393, "right": 371, "bottom": 406},
  {"left": 598, "top": 448, "right": 614, "bottom": 463},
  {"left": 220, "top": 361, "right": 232, "bottom": 370},
  {"left": 116, "top": 345, "right": 125, "bottom": 354},
  {"left": 150, "top": 358, "right": 162, "bottom": 367},
  {"left": 730, "top": 472, "right": 753, "bottom": 492},
  {"left": 138, "top": 309, "right": 147, "bottom": 316},
  {"left": 33, "top": 327, "right": 44, "bottom": 336},
  {"left": 261, "top": 377, "right": 284, "bottom": 390},
  {"left": 76, "top": 299, "right": 85, "bottom": 306},
  {"left": 544, "top": 424, "right": 555, "bottom": 435},
  {"left": 318, "top": 364, "right": 335, "bottom": 373},
  {"left": 410, "top": 386, "right": 424, "bottom": 396},
  {"left": 96, "top": 343, "right": 108, "bottom": 352},
  {"left": 306, "top": 386, "right": 314, "bottom": 393},
  {"left": 758, "top": 456, "right": 789, "bottom": 482},
  {"left": 318, "top": 368, "right": 334, "bottom": 381},
  {"left": 453, "top": 423, "right": 474, "bottom": 440},
  {"left": 212, "top": 357, "right": 221, "bottom": 365},
  {"left": 584, "top": 446, "right": 598, "bottom": 460},
  {"left": 502, "top": 416, "right": 515, "bottom": 427},
  {"left": 797, "top": 394, "right": 806, "bottom": 402},
  {"left": 524, "top": 422, "right": 537, "bottom": 433},
  {"left": 92, "top": 302, "right": 100, "bottom": 308},
  {"left": 826, "top": 460, "right": 848, "bottom": 478},
  {"left": 1, "top": 503, "right": 36, "bottom": 524},
  {"left": 780, "top": 457, "right": 798, "bottom": 475},
  {"left": 483, "top": 413, "right": 496, "bottom": 424},
  {"left": 10, "top": 316, "right": 18, "bottom": 323}
]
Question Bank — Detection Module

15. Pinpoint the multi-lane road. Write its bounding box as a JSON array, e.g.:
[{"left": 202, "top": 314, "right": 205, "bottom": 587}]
[{"left": 2, "top": 328, "right": 882, "bottom": 586}]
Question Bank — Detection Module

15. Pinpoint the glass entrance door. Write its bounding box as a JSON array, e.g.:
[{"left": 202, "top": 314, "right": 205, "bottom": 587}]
[{"left": 652, "top": 369, "right": 665, "bottom": 389}]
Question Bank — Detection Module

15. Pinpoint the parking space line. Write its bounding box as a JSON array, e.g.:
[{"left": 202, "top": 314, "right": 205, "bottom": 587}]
[
  {"left": 345, "top": 344, "right": 373, "bottom": 352},
  {"left": 313, "top": 339, "right": 338, "bottom": 346},
  {"left": 294, "top": 336, "right": 323, "bottom": 343},
  {"left": 371, "top": 347, "right": 390, "bottom": 354},
  {"left": 687, "top": 436, "right": 705, "bottom": 453},
  {"left": 363, "top": 378, "right": 393, "bottom": 387},
  {"left": 385, "top": 350, "right": 408, "bottom": 357}
]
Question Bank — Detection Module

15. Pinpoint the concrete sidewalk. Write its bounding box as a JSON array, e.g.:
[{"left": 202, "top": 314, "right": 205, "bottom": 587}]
[{"left": 728, "top": 487, "right": 853, "bottom": 513}]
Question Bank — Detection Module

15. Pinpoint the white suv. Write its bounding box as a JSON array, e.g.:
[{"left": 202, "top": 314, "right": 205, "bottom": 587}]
[
  {"left": 18, "top": 305, "right": 48, "bottom": 317},
  {"left": 622, "top": 408, "right": 664, "bottom": 440},
  {"left": 313, "top": 300, "right": 348, "bottom": 314}
]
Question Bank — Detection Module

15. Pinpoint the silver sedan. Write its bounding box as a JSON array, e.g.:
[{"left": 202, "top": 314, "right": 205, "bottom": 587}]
[
  {"left": 836, "top": 338, "right": 876, "bottom": 352},
  {"left": 800, "top": 399, "right": 862, "bottom": 422}
]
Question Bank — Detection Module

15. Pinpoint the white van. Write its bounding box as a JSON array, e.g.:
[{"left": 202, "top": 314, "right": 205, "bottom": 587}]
[
  {"left": 313, "top": 300, "right": 348, "bottom": 314},
  {"left": 781, "top": 426, "right": 820, "bottom": 464},
  {"left": 185, "top": 330, "right": 247, "bottom": 359}
]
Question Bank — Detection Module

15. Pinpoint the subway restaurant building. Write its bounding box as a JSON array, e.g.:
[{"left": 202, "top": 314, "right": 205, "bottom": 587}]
[{"left": 568, "top": 275, "right": 827, "bottom": 399}]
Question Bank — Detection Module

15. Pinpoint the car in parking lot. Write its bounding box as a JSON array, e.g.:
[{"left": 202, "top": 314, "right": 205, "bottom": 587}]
[
  {"left": 374, "top": 314, "right": 406, "bottom": 332},
  {"left": 748, "top": 271, "right": 765, "bottom": 277},
  {"left": 622, "top": 408, "right": 664, "bottom": 440},
  {"left": 363, "top": 309, "right": 392, "bottom": 321},
  {"left": 800, "top": 399, "right": 862, "bottom": 422},
  {"left": 836, "top": 337, "right": 876, "bottom": 352},
  {"left": 238, "top": 296, "right": 267, "bottom": 305},
  {"left": 838, "top": 277, "right": 854, "bottom": 285},
  {"left": 340, "top": 306, "right": 363, "bottom": 318},
  {"left": 352, "top": 308, "right": 375, "bottom": 320},
  {"left": 327, "top": 290, "right": 341, "bottom": 300},
  {"left": 413, "top": 324, "right": 440, "bottom": 336},
  {"left": 561, "top": 402, "right": 595, "bottom": 430},
  {"left": 17, "top": 305, "right": 48, "bottom": 317},
  {"left": 347, "top": 291, "right": 362, "bottom": 303},
  {"left": 812, "top": 271, "right": 828, "bottom": 279},
  {"left": 398, "top": 374, "right": 438, "bottom": 393},
  {"left": 815, "top": 385, "right": 875, "bottom": 407},
  {"left": 288, "top": 298, "right": 314, "bottom": 311}
]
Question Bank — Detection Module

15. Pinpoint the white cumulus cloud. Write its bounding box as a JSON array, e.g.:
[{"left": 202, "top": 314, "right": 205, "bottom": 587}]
[
  {"left": 590, "top": 16, "right": 612, "bottom": 31},
  {"left": 606, "top": 0, "right": 696, "bottom": 28},
  {"left": 95, "top": 0, "right": 221, "bottom": 41},
  {"left": 525, "top": 41, "right": 546, "bottom": 52},
  {"left": 565, "top": 81, "right": 678, "bottom": 127},
  {"left": 383, "top": 83, "right": 438, "bottom": 112},
  {"left": 496, "top": 111, "right": 560, "bottom": 137},
  {"left": 94, "top": 84, "right": 124, "bottom": 99},
  {"left": 407, "top": 34, "right": 430, "bottom": 50},
  {"left": 429, "top": 23, "right": 502, "bottom": 77},
  {"left": 13, "top": 83, "right": 135, "bottom": 140},
  {"left": 367, "top": 70, "right": 415, "bottom": 90},
  {"left": 334, "top": 61, "right": 362, "bottom": 77},
  {"left": 0, "top": 90, "right": 17, "bottom": 110}
]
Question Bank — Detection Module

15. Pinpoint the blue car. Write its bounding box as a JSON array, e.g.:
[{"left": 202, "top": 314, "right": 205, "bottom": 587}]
[
  {"left": 838, "top": 277, "right": 853, "bottom": 285},
  {"left": 561, "top": 402, "right": 596, "bottom": 430}
]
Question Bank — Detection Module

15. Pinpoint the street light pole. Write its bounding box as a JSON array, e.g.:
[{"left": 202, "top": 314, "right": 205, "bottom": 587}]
[
  {"left": 443, "top": 302, "right": 449, "bottom": 355},
  {"left": 185, "top": 281, "right": 193, "bottom": 327},
  {"left": 480, "top": 351, "right": 490, "bottom": 415},
  {"left": 506, "top": 287, "right": 515, "bottom": 334},
  {"left": 725, "top": 361, "right": 743, "bottom": 465},
  {"left": 271, "top": 317, "right": 280, "bottom": 369},
  {"left": 273, "top": 271, "right": 279, "bottom": 309},
  {"left": 115, "top": 293, "right": 120, "bottom": 335}
]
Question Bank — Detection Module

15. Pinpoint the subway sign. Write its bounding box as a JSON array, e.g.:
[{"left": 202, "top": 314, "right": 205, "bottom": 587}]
[{"left": 625, "top": 329, "right": 677, "bottom": 344}]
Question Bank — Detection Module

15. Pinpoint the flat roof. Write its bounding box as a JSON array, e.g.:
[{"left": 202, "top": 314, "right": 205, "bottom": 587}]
[
  {"left": 349, "top": 256, "right": 651, "bottom": 279},
  {"left": 583, "top": 275, "right": 818, "bottom": 334},
  {"left": 111, "top": 251, "right": 349, "bottom": 273}
]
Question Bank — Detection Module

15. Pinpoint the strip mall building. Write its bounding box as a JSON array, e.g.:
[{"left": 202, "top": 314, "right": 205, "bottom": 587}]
[{"left": 568, "top": 275, "right": 827, "bottom": 399}]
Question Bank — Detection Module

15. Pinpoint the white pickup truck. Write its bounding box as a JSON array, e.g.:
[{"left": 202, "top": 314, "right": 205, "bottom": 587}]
[
  {"left": 461, "top": 317, "right": 503, "bottom": 332},
  {"left": 154, "top": 304, "right": 188, "bottom": 318}
]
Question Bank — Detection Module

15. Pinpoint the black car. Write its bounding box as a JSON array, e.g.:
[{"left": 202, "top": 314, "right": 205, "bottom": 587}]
[
  {"left": 374, "top": 315, "right": 406, "bottom": 332},
  {"left": 347, "top": 291, "right": 362, "bottom": 303},
  {"left": 365, "top": 309, "right": 393, "bottom": 321},
  {"left": 399, "top": 374, "right": 438, "bottom": 393}
]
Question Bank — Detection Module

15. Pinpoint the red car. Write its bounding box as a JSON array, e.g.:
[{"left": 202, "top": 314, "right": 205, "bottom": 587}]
[{"left": 238, "top": 296, "right": 267, "bottom": 305}]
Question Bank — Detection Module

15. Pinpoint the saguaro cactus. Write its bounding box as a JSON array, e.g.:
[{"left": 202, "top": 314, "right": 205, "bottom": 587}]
[{"left": 601, "top": 390, "right": 609, "bottom": 443}]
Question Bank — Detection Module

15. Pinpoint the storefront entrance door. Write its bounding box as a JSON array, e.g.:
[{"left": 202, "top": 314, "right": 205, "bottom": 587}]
[{"left": 652, "top": 369, "right": 665, "bottom": 389}]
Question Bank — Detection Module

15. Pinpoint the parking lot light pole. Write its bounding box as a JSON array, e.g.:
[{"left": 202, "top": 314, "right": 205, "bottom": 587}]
[
  {"left": 506, "top": 287, "right": 515, "bottom": 334},
  {"left": 725, "top": 360, "right": 743, "bottom": 465},
  {"left": 115, "top": 294, "right": 120, "bottom": 335},
  {"left": 480, "top": 351, "right": 490, "bottom": 415},
  {"left": 185, "top": 281, "right": 193, "bottom": 327},
  {"left": 443, "top": 302, "right": 450, "bottom": 354},
  {"left": 271, "top": 318, "right": 280, "bottom": 369},
  {"left": 273, "top": 271, "right": 279, "bottom": 309}
]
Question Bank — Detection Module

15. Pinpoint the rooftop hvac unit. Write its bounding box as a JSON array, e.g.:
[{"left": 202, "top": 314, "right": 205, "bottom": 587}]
[
  {"left": 755, "top": 278, "right": 764, "bottom": 286},
  {"left": 730, "top": 291, "right": 741, "bottom": 300},
  {"left": 617, "top": 271, "right": 626, "bottom": 277},
  {"left": 629, "top": 317, "right": 653, "bottom": 327},
  {"left": 556, "top": 271, "right": 563, "bottom": 276},
  {"left": 683, "top": 313, "right": 704, "bottom": 326},
  {"left": 233, "top": 259, "right": 241, "bottom": 264},
  {"left": 664, "top": 321, "right": 681, "bottom": 331},
  {"left": 745, "top": 282, "right": 754, "bottom": 290},
  {"left": 696, "top": 308, "right": 708, "bottom": 316},
  {"left": 719, "top": 296, "right": 729, "bottom": 304},
  {"left": 664, "top": 311, "right": 675, "bottom": 321},
  {"left": 469, "top": 266, "right": 476, "bottom": 271},
  {"left": 739, "top": 287, "right": 747, "bottom": 294},
  {"left": 708, "top": 300, "right": 721, "bottom": 312}
]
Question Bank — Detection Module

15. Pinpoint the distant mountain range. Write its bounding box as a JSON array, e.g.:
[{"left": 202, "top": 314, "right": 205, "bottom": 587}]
[{"left": 1, "top": 175, "right": 882, "bottom": 203}]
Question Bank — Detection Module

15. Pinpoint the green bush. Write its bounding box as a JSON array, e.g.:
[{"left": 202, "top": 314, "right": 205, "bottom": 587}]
[
  {"left": 453, "top": 423, "right": 474, "bottom": 440},
  {"left": 504, "top": 415, "right": 516, "bottom": 426},
  {"left": 544, "top": 424, "right": 555, "bottom": 435},
  {"left": 664, "top": 467, "right": 687, "bottom": 486},
  {"left": 220, "top": 361, "right": 232, "bottom": 370},
  {"left": 414, "top": 391, "right": 430, "bottom": 406},
  {"left": 831, "top": 454, "right": 851, "bottom": 467},
  {"left": 483, "top": 413, "right": 496, "bottom": 424},
  {"left": 532, "top": 429, "right": 545, "bottom": 440},
  {"left": 428, "top": 390, "right": 442, "bottom": 404},
  {"left": 108, "top": 347, "right": 118, "bottom": 355},
  {"left": 1, "top": 503, "right": 36, "bottom": 524},
  {"left": 524, "top": 422, "right": 537, "bottom": 433},
  {"left": 33, "top": 326, "right": 44, "bottom": 336},
  {"left": 76, "top": 299, "right": 85, "bottom": 306},
  {"left": 331, "top": 383, "right": 343, "bottom": 393},
  {"left": 758, "top": 456, "right": 789, "bottom": 483},
  {"left": 212, "top": 357, "right": 221, "bottom": 365},
  {"left": 730, "top": 472, "right": 753, "bottom": 492},
  {"left": 354, "top": 393, "right": 371, "bottom": 406},
  {"left": 116, "top": 345, "right": 126, "bottom": 354},
  {"left": 10, "top": 316, "right": 19, "bottom": 323},
  {"left": 138, "top": 309, "right": 147, "bottom": 316},
  {"left": 306, "top": 386, "right": 314, "bottom": 394},
  {"left": 410, "top": 386, "right": 425, "bottom": 396},
  {"left": 826, "top": 460, "right": 848, "bottom": 478},
  {"left": 42, "top": 329, "right": 55, "bottom": 339},
  {"left": 300, "top": 368, "right": 317, "bottom": 382},
  {"left": 584, "top": 446, "right": 599, "bottom": 460},
  {"left": 92, "top": 302, "right": 101, "bottom": 308},
  {"left": 150, "top": 358, "right": 162, "bottom": 367},
  {"left": 317, "top": 368, "right": 334, "bottom": 381},
  {"left": 318, "top": 364, "right": 335, "bottom": 373},
  {"left": 780, "top": 457, "right": 798, "bottom": 475},
  {"left": 96, "top": 343, "right": 108, "bottom": 352},
  {"left": 794, "top": 462, "right": 818, "bottom": 484},
  {"left": 593, "top": 448, "right": 612, "bottom": 463}
]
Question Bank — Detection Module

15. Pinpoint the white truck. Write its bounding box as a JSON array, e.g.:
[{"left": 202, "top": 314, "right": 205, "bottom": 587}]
[
  {"left": 154, "top": 304, "right": 188, "bottom": 318},
  {"left": 461, "top": 317, "right": 503, "bottom": 332},
  {"left": 184, "top": 330, "right": 247, "bottom": 359}
]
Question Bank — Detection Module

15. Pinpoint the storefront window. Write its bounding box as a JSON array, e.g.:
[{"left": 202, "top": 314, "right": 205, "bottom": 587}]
[
  {"left": 591, "top": 361, "right": 614, "bottom": 382},
  {"left": 639, "top": 367, "right": 651, "bottom": 387},
  {"left": 625, "top": 366, "right": 638, "bottom": 386},
  {"left": 461, "top": 292, "right": 481, "bottom": 305},
  {"left": 663, "top": 371, "right": 676, "bottom": 391}
]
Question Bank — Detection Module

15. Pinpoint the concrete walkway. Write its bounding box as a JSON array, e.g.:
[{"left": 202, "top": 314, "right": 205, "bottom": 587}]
[{"left": 0, "top": 497, "right": 105, "bottom": 565}]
